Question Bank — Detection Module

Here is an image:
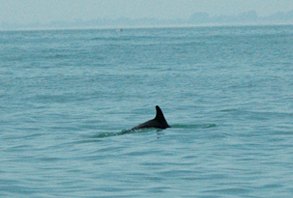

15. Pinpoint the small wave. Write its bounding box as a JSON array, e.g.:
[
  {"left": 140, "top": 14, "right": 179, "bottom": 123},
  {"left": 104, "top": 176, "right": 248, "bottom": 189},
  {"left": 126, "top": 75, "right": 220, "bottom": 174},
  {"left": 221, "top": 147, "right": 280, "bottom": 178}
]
[
  {"left": 86, "top": 131, "right": 133, "bottom": 139},
  {"left": 87, "top": 124, "right": 216, "bottom": 139},
  {"left": 88, "top": 132, "right": 120, "bottom": 139},
  {"left": 171, "top": 123, "right": 217, "bottom": 129},
  {"left": 87, "top": 128, "right": 162, "bottom": 139}
]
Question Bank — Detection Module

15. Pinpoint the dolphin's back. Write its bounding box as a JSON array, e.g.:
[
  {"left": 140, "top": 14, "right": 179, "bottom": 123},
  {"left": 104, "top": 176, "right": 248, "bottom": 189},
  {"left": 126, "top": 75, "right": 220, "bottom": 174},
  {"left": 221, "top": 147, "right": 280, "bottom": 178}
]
[{"left": 131, "top": 119, "right": 160, "bottom": 130}]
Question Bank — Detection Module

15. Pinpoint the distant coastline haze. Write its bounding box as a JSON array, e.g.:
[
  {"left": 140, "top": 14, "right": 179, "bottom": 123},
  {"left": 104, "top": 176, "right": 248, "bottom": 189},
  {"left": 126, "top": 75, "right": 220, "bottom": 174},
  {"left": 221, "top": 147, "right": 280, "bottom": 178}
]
[{"left": 0, "top": 0, "right": 293, "bottom": 30}]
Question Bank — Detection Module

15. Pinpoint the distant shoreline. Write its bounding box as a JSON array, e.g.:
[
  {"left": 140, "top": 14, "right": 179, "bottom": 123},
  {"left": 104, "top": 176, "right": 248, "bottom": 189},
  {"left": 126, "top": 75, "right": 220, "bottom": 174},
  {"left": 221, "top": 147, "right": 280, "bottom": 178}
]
[{"left": 1, "top": 22, "right": 293, "bottom": 32}]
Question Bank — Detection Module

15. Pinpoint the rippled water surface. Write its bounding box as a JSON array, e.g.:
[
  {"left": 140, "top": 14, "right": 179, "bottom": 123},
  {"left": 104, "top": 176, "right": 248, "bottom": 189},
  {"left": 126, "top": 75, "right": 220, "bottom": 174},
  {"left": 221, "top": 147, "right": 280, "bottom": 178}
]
[{"left": 1, "top": 25, "right": 293, "bottom": 197}]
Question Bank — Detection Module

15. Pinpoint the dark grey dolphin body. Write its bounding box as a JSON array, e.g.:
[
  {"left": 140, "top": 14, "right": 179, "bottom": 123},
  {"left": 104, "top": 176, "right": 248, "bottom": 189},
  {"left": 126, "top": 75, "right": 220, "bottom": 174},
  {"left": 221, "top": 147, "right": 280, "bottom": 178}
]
[{"left": 131, "top": 105, "right": 170, "bottom": 130}]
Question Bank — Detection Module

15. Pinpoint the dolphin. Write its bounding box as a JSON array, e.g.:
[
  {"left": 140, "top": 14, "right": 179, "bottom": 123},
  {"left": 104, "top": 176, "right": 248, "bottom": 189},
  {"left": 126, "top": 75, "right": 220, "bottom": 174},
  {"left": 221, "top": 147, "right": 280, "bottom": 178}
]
[{"left": 131, "top": 105, "right": 170, "bottom": 130}]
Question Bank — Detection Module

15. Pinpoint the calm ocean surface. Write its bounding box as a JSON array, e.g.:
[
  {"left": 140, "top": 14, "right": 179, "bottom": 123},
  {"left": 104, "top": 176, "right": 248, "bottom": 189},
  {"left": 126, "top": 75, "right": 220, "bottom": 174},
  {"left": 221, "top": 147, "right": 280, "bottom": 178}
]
[{"left": 1, "top": 25, "right": 293, "bottom": 197}]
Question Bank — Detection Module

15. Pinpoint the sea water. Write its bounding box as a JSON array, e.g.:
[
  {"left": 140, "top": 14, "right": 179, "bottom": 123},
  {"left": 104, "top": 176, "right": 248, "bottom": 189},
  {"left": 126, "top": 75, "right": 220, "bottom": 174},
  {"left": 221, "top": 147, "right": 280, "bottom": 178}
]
[{"left": 1, "top": 25, "right": 293, "bottom": 197}]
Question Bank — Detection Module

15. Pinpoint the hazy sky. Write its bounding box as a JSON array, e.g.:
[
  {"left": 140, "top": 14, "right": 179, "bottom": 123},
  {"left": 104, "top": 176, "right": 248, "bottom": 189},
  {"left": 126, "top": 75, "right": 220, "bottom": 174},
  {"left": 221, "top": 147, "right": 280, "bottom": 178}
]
[{"left": 1, "top": 0, "right": 293, "bottom": 24}]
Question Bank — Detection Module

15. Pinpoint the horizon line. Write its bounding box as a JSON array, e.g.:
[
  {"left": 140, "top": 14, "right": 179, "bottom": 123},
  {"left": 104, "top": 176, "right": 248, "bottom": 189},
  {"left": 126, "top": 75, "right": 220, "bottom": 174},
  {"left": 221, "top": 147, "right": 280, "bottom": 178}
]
[{"left": 1, "top": 22, "right": 293, "bottom": 32}]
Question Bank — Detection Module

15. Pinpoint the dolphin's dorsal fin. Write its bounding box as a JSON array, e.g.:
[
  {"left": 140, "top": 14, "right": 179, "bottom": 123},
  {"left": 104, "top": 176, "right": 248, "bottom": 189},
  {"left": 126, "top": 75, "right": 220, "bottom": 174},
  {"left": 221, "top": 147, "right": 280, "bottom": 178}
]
[
  {"left": 131, "top": 105, "right": 170, "bottom": 130},
  {"left": 154, "top": 105, "right": 170, "bottom": 128}
]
